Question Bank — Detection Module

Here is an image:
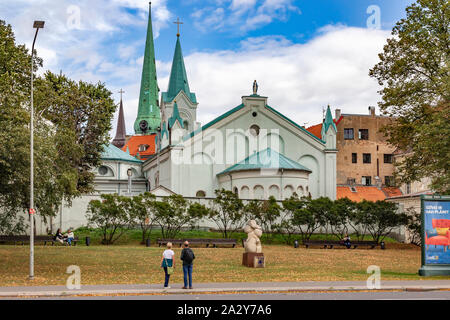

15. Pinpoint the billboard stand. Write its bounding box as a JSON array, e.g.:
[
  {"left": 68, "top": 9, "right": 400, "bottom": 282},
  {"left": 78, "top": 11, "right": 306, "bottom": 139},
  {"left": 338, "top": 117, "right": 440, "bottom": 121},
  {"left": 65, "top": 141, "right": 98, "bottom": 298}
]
[{"left": 419, "top": 195, "right": 450, "bottom": 276}]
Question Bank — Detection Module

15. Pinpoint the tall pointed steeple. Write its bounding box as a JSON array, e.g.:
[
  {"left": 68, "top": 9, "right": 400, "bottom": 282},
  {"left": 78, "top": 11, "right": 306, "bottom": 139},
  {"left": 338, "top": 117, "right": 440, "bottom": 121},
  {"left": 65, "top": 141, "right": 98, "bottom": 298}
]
[
  {"left": 134, "top": 2, "right": 161, "bottom": 135},
  {"left": 112, "top": 90, "right": 126, "bottom": 148},
  {"left": 163, "top": 31, "right": 197, "bottom": 104},
  {"left": 321, "top": 105, "right": 337, "bottom": 139}
]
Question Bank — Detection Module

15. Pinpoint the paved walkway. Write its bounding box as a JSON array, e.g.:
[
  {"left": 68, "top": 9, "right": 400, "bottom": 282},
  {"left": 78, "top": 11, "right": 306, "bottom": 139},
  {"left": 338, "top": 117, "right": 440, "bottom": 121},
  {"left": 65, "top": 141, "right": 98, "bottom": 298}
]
[{"left": 1, "top": 280, "right": 450, "bottom": 298}]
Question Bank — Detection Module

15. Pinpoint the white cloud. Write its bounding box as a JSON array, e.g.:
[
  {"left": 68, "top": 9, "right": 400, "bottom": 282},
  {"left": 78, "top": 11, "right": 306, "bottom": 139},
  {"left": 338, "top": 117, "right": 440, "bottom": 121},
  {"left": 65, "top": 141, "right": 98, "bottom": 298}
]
[
  {"left": 173, "top": 26, "right": 390, "bottom": 130},
  {"left": 192, "top": 0, "right": 300, "bottom": 34}
]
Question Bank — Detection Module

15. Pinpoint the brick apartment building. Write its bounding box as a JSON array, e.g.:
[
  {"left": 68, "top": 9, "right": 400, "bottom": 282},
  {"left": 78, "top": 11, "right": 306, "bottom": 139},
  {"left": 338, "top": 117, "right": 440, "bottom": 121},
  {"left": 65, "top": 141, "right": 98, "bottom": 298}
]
[{"left": 307, "top": 106, "right": 402, "bottom": 201}]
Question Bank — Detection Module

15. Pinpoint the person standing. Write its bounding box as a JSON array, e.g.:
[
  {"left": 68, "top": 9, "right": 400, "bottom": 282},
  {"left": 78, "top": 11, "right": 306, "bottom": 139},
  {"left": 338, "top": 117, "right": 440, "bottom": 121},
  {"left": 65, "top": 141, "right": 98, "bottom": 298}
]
[
  {"left": 161, "top": 242, "right": 175, "bottom": 289},
  {"left": 180, "top": 241, "right": 195, "bottom": 289}
]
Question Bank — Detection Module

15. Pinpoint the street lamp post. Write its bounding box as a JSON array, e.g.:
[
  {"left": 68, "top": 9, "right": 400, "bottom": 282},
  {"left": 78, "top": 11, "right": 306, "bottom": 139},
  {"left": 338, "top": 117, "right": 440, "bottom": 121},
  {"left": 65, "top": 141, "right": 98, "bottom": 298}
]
[{"left": 29, "top": 20, "right": 44, "bottom": 281}]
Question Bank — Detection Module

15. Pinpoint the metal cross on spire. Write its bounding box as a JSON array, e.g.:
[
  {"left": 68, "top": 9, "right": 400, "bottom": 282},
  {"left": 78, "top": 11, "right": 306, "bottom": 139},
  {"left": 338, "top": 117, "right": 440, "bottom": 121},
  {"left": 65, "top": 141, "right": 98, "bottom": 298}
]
[
  {"left": 174, "top": 17, "right": 183, "bottom": 37},
  {"left": 119, "top": 89, "right": 125, "bottom": 101}
]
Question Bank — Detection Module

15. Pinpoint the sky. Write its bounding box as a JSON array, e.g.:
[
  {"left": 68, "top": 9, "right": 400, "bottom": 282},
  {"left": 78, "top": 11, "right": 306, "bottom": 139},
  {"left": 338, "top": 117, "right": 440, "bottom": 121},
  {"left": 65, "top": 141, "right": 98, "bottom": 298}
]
[{"left": 0, "top": 0, "right": 415, "bottom": 136}]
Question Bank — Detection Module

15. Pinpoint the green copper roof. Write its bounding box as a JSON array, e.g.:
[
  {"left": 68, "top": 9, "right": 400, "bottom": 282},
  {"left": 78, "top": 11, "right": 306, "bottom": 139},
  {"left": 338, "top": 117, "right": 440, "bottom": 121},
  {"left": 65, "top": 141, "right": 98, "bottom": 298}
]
[
  {"left": 168, "top": 101, "right": 184, "bottom": 129},
  {"left": 162, "top": 36, "right": 197, "bottom": 104},
  {"left": 161, "top": 120, "right": 169, "bottom": 139},
  {"left": 322, "top": 105, "right": 337, "bottom": 136},
  {"left": 101, "top": 144, "right": 143, "bottom": 164},
  {"left": 217, "top": 148, "right": 311, "bottom": 175},
  {"left": 134, "top": 3, "right": 161, "bottom": 135}
]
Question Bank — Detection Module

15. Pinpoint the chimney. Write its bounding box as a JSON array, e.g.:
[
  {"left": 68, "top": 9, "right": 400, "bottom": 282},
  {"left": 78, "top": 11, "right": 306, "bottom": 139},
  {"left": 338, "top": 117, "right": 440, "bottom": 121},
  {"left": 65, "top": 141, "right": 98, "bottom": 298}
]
[
  {"left": 369, "top": 106, "right": 375, "bottom": 116},
  {"left": 335, "top": 109, "right": 341, "bottom": 120}
]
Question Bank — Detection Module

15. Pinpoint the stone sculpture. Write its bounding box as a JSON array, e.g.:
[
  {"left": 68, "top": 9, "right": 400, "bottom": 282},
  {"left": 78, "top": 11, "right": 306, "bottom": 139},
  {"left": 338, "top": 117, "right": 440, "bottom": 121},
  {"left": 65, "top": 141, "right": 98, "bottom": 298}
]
[{"left": 244, "top": 220, "right": 263, "bottom": 253}]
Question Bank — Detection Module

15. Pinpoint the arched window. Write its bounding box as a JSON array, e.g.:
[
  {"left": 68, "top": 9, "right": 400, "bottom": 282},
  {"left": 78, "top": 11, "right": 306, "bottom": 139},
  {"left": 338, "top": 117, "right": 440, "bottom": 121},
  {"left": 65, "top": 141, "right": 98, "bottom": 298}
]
[
  {"left": 196, "top": 190, "right": 206, "bottom": 198},
  {"left": 233, "top": 187, "right": 239, "bottom": 196},
  {"left": 98, "top": 166, "right": 108, "bottom": 175},
  {"left": 154, "top": 171, "right": 159, "bottom": 187},
  {"left": 249, "top": 124, "right": 260, "bottom": 137}
]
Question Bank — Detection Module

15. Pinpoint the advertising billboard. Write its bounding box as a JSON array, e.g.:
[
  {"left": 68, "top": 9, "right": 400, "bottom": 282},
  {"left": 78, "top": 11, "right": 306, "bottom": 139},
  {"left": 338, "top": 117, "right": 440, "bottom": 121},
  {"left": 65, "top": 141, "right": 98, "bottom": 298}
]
[{"left": 419, "top": 195, "right": 450, "bottom": 276}]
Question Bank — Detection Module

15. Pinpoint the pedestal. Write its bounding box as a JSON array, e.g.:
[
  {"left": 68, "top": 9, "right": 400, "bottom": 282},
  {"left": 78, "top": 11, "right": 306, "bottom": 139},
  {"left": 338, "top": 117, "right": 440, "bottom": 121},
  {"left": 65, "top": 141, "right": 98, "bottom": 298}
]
[
  {"left": 242, "top": 252, "right": 264, "bottom": 268},
  {"left": 419, "top": 265, "right": 450, "bottom": 276}
]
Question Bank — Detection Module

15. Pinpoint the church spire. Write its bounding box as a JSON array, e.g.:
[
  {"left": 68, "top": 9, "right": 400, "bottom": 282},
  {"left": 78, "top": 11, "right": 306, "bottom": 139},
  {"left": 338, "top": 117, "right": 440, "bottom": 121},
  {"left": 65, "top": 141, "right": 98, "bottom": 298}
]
[
  {"left": 163, "top": 21, "right": 196, "bottom": 104},
  {"left": 112, "top": 90, "right": 126, "bottom": 148},
  {"left": 321, "top": 105, "right": 337, "bottom": 138},
  {"left": 134, "top": 2, "right": 161, "bottom": 135}
]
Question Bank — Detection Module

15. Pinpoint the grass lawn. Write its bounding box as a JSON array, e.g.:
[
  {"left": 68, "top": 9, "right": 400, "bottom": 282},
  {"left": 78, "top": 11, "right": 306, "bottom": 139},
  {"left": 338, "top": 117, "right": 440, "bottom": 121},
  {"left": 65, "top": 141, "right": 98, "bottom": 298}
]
[{"left": 1, "top": 243, "right": 447, "bottom": 287}]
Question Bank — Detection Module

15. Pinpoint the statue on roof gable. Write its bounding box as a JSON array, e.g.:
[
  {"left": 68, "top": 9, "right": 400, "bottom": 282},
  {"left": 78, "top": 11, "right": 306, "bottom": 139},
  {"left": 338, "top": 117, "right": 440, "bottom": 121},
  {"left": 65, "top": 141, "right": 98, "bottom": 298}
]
[{"left": 253, "top": 80, "right": 258, "bottom": 95}]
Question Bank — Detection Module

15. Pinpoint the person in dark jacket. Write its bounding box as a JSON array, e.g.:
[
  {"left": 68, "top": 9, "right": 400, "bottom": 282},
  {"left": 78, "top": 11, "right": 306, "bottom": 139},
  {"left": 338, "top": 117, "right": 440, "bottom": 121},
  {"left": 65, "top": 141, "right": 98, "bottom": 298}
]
[
  {"left": 180, "top": 241, "right": 195, "bottom": 289},
  {"left": 54, "top": 228, "right": 64, "bottom": 244}
]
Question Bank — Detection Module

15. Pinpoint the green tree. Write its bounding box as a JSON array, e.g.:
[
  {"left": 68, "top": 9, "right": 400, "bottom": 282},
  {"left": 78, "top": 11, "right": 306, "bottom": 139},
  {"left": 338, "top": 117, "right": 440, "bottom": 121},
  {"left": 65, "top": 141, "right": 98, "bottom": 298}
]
[
  {"left": 357, "top": 200, "right": 408, "bottom": 243},
  {"left": 330, "top": 198, "right": 356, "bottom": 240},
  {"left": 86, "top": 194, "right": 132, "bottom": 245},
  {"left": 34, "top": 71, "right": 116, "bottom": 194},
  {"left": 279, "top": 195, "right": 307, "bottom": 244},
  {"left": 209, "top": 189, "right": 245, "bottom": 239},
  {"left": 154, "top": 194, "right": 196, "bottom": 239},
  {"left": 369, "top": 0, "right": 450, "bottom": 193},
  {"left": 187, "top": 202, "right": 210, "bottom": 230},
  {"left": 0, "top": 20, "right": 116, "bottom": 233},
  {"left": 128, "top": 193, "right": 157, "bottom": 244}
]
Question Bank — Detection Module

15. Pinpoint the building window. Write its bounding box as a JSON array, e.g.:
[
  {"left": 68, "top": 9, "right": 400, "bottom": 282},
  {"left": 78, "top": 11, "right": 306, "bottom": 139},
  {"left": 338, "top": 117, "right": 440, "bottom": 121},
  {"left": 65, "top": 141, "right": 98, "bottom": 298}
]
[
  {"left": 359, "top": 129, "right": 369, "bottom": 140},
  {"left": 362, "top": 176, "right": 372, "bottom": 186},
  {"left": 98, "top": 166, "right": 108, "bottom": 175},
  {"left": 196, "top": 190, "right": 206, "bottom": 198},
  {"left": 347, "top": 178, "right": 356, "bottom": 185},
  {"left": 385, "top": 176, "right": 394, "bottom": 187},
  {"left": 352, "top": 153, "right": 357, "bottom": 163},
  {"left": 249, "top": 124, "right": 260, "bottom": 137},
  {"left": 363, "top": 153, "right": 371, "bottom": 164},
  {"left": 406, "top": 183, "right": 411, "bottom": 194},
  {"left": 139, "top": 144, "right": 149, "bottom": 152},
  {"left": 344, "top": 128, "right": 354, "bottom": 140},
  {"left": 384, "top": 154, "right": 394, "bottom": 164}
]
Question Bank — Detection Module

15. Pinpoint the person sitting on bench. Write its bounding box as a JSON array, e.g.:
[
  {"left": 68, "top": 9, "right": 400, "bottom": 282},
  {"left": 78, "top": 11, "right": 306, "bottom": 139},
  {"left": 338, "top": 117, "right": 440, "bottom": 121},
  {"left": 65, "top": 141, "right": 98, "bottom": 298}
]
[
  {"left": 343, "top": 234, "right": 351, "bottom": 249},
  {"left": 65, "top": 229, "right": 75, "bottom": 246},
  {"left": 54, "top": 228, "right": 64, "bottom": 244}
]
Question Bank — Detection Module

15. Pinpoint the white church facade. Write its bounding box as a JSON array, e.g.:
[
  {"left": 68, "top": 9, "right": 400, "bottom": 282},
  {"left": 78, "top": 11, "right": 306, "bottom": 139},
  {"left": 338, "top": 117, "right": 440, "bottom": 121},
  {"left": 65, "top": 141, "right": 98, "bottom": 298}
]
[{"left": 144, "top": 92, "right": 337, "bottom": 201}]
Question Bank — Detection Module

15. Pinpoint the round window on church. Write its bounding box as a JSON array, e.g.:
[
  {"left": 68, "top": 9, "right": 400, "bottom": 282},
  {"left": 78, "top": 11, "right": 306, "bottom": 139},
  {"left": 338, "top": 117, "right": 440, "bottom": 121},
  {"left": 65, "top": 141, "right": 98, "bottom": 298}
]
[
  {"left": 98, "top": 166, "right": 108, "bottom": 176},
  {"left": 250, "top": 125, "right": 260, "bottom": 137}
]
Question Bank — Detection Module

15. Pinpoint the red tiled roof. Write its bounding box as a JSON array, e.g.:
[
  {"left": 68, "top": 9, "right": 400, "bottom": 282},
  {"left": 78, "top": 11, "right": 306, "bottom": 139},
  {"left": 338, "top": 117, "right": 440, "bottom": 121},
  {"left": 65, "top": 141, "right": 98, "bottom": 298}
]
[
  {"left": 306, "top": 116, "right": 343, "bottom": 139},
  {"left": 382, "top": 187, "right": 403, "bottom": 198},
  {"left": 337, "top": 186, "right": 402, "bottom": 202},
  {"left": 122, "top": 135, "right": 157, "bottom": 159}
]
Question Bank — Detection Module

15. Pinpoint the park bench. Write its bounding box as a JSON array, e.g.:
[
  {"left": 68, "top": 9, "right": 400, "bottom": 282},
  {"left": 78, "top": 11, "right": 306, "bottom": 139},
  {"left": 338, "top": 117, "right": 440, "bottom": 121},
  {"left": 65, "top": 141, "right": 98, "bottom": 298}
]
[
  {"left": 209, "top": 238, "right": 237, "bottom": 248},
  {"left": 303, "top": 239, "right": 380, "bottom": 249},
  {"left": 157, "top": 238, "right": 237, "bottom": 248},
  {"left": 0, "top": 235, "right": 79, "bottom": 246}
]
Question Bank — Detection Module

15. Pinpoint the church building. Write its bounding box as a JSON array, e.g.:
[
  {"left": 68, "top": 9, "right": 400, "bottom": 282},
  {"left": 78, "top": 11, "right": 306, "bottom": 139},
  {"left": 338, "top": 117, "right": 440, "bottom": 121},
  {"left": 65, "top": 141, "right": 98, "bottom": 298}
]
[
  {"left": 112, "top": 3, "right": 337, "bottom": 201},
  {"left": 42, "top": 3, "right": 337, "bottom": 233}
]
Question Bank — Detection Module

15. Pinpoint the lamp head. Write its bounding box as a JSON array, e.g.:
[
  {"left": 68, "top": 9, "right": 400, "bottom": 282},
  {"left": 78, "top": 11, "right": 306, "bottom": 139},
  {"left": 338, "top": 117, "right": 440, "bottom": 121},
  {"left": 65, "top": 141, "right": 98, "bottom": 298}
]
[{"left": 33, "top": 21, "right": 45, "bottom": 29}]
